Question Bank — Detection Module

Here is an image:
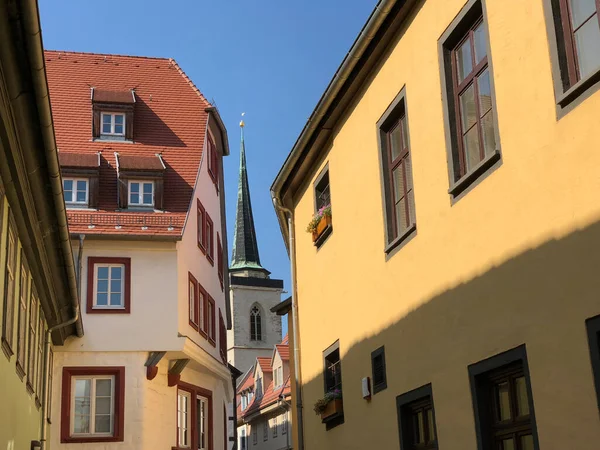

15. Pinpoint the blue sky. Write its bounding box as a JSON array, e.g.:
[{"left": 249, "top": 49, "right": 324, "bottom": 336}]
[{"left": 39, "top": 0, "right": 378, "bottom": 332}]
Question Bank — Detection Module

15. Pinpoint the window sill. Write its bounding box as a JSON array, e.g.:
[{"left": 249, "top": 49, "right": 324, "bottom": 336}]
[
  {"left": 557, "top": 66, "right": 600, "bottom": 109},
  {"left": 66, "top": 205, "right": 96, "bottom": 211},
  {"left": 62, "top": 435, "right": 123, "bottom": 444},
  {"left": 208, "top": 337, "right": 216, "bottom": 347},
  {"left": 384, "top": 224, "right": 416, "bottom": 255},
  {"left": 197, "top": 243, "right": 206, "bottom": 255},
  {"left": 87, "top": 307, "right": 129, "bottom": 314},
  {"left": 93, "top": 136, "right": 131, "bottom": 143},
  {"left": 207, "top": 255, "right": 214, "bottom": 266},
  {"left": 448, "top": 150, "right": 501, "bottom": 198}
]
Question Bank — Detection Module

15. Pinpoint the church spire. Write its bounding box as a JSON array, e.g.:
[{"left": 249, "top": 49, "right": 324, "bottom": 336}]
[{"left": 230, "top": 117, "right": 269, "bottom": 276}]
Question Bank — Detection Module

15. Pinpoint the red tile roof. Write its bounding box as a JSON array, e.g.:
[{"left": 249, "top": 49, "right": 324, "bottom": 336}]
[
  {"left": 93, "top": 88, "right": 135, "bottom": 104},
  {"left": 276, "top": 344, "right": 290, "bottom": 360},
  {"left": 243, "top": 377, "right": 291, "bottom": 418},
  {"left": 117, "top": 154, "right": 165, "bottom": 171},
  {"left": 281, "top": 334, "right": 289, "bottom": 345},
  {"left": 45, "top": 51, "right": 211, "bottom": 237},
  {"left": 256, "top": 357, "right": 273, "bottom": 373}
]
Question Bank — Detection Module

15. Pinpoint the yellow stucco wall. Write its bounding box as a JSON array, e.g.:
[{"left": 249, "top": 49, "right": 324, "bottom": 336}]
[
  {"left": 0, "top": 196, "right": 49, "bottom": 450},
  {"left": 289, "top": 0, "right": 600, "bottom": 448}
]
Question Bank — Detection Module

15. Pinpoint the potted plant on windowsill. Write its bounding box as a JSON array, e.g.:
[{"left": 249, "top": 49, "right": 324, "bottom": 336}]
[
  {"left": 313, "top": 388, "right": 343, "bottom": 422},
  {"left": 306, "top": 204, "right": 332, "bottom": 244}
]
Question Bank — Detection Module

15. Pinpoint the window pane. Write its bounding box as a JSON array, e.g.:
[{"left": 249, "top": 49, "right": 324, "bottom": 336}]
[
  {"left": 390, "top": 125, "right": 403, "bottom": 161},
  {"left": 95, "top": 415, "right": 111, "bottom": 433},
  {"left": 463, "top": 126, "right": 481, "bottom": 172},
  {"left": 396, "top": 197, "right": 408, "bottom": 234},
  {"left": 75, "top": 378, "right": 91, "bottom": 398},
  {"left": 474, "top": 22, "right": 487, "bottom": 63},
  {"left": 477, "top": 69, "right": 492, "bottom": 115},
  {"left": 95, "top": 397, "right": 111, "bottom": 415},
  {"left": 460, "top": 84, "right": 477, "bottom": 132},
  {"left": 114, "top": 124, "right": 123, "bottom": 134},
  {"left": 64, "top": 179, "right": 73, "bottom": 191},
  {"left": 130, "top": 183, "right": 140, "bottom": 194},
  {"left": 574, "top": 16, "right": 600, "bottom": 79},
  {"left": 111, "top": 266, "right": 122, "bottom": 280},
  {"left": 456, "top": 38, "right": 473, "bottom": 83},
  {"left": 569, "top": 0, "right": 597, "bottom": 28},
  {"left": 97, "top": 279, "right": 108, "bottom": 293},
  {"left": 97, "top": 266, "right": 109, "bottom": 279},
  {"left": 130, "top": 193, "right": 139, "bottom": 204},
  {"left": 96, "top": 293, "right": 108, "bottom": 306},
  {"left": 400, "top": 116, "right": 409, "bottom": 150},
  {"left": 102, "top": 114, "right": 111, "bottom": 125},
  {"left": 481, "top": 112, "right": 496, "bottom": 157},
  {"left": 110, "top": 293, "right": 122, "bottom": 306},
  {"left": 414, "top": 410, "right": 425, "bottom": 444},
  {"left": 74, "top": 415, "right": 90, "bottom": 434},
  {"left": 521, "top": 435, "right": 534, "bottom": 450},
  {"left": 515, "top": 376, "right": 530, "bottom": 416},
  {"left": 102, "top": 123, "right": 111, "bottom": 134},
  {"left": 114, "top": 114, "right": 124, "bottom": 125},
  {"left": 96, "top": 378, "right": 112, "bottom": 396},
  {"left": 501, "top": 438, "right": 515, "bottom": 450},
  {"left": 143, "top": 193, "right": 153, "bottom": 205},
  {"left": 111, "top": 279, "right": 122, "bottom": 293},
  {"left": 496, "top": 382, "right": 512, "bottom": 421},
  {"left": 76, "top": 191, "right": 86, "bottom": 202},
  {"left": 143, "top": 183, "right": 153, "bottom": 194},
  {"left": 392, "top": 165, "right": 405, "bottom": 202},
  {"left": 76, "top": 180, "right": 87, "bottom": 192}
]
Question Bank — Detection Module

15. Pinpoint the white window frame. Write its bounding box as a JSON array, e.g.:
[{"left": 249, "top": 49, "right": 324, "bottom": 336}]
[
  {"left": 241, "top": 393, "right": 247, "bottom": 411},
  {"left": 128, "top": 180, "right": 154, "bottom": 207},
  {"left": 93, "top": 264, "right": 125, "bottom": 309},
  {"left": 70, "top": 375, "right": 115, "bottom": 437},
  {"left": 63, "top": 177, "right": 89, "bottom": 206},
  {"left": 178, "top": 390, "right": 192, "bottom": 448},
  {"left": 100, "top": 112, "right": 126, "bottom": 136},
  {"left": 240, "top": 428, "right": 247, "bottom": 450},
  {"left": 197, "top": 395, "right": 208, "bottom": 450}
]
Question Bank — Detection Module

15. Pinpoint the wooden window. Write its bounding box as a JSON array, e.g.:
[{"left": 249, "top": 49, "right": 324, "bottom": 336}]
[
  {"left": 377, "top": 88, "right": 416, "bottom": 249},
  {"left": 63, "top": 178, "right": 89, "bottom": 206},
  {"left": 469, "top": 345, "right": 539, "bottom": 450},
  {"left": 87, "top": 257, "right": 131, "bottom": 314},
  {"left": 207, "top": 295, "right": 216, "bottom": 345},
  {"left": 250, "top": 306, "right": 262, "bottom": 341},
  {"left": 100, "top": 112, "right": 125, "bottom": 136},
  {"left": 282, "top": 413, "right": 288, "bottom": 434},
  {"left": 273, "top": 417, "right": 278, "bottom": 438},
  {"left": 27, "top": 289, "right": 39, "bottom": 394},
  {"left": 240, "top": 428, "right": 247, "bottom": 450},
  {"left": 219, "top": 310, "right": 226, "bottom": 362},
  {"left": 314, "top": 168, "right": 331, "bottom": 211},
  {"left": 217, "top": 233, "right": 223, "bottom": 290},
  {"left": 371, "top": 346, "right": 387, "bottom": 394},
  {"left": 396, "top": 384, "right": 438, "bottom": 450},
  {"left": 586, "top": 314, "right": 600, "bottom": 413},
  {"left": 324, "top": 346, "right": 342, "bottom": 394},
  {"left": 189, "top": 273, "right": 199, "bottom": 330},
  {"left": 60, "top": 367, "right": 125, "bottom": 443},
  {"left": 440, "top": 0, "right": 500, "bottom": 197},
  {"left": 197, "top": 200, "right": 206, "bottom": 254},
  {"left": 206, "top": 213, "right": 214, "bottom": 265},
  {"left": 36, "top": 310, "right": 46, "bottom": 407},
  {"left": 176, "top": 382, "right": 213, "bottom": 450},
  {"left": 198, "top": 282, "right": 208, "bottom": 338},
  {"left": 16, "top": 254, "right": 30, "bottom": 379},
  {"left": 128, "top": 180, "right": 154, "bottom": 207},
  {"left": 2, "top": 216, "right": 18, "bottom": 358}
]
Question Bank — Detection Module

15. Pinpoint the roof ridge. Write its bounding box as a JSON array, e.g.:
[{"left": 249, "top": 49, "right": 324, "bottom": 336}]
[
  {"left": 168, "top": 57, "right": 211, "bottom": 106},
  {"left": 45, "top": 49, "right": 170, "bottom": 61}
]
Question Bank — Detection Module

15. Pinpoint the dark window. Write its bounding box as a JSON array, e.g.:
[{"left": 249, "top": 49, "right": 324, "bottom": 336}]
[
  {"left": 207, "top": 135, "right": 219, "bottom": 192},
  {"left": 396, "top": 384, "right": 438, "bottom": 450},
  {"left": 16, "top": 254, "right": 30, "bottom": 378},
  {"left": 314, "top": 168, "right": 331, "bottom": 211},
  {"left": 2, "top": 215, "right": 17, "bottom": 358},
  {"left": 217, "top": 233, "right": 223, "bottom": 290},
  {"left": 440, "top": 0, "right": 500, "bottom": 197},
  {"left": 469, "top": 345, "right": 539, "bottom": 450},
  {"left": 197, "top": 200, "right": 206, "bottom": 254},
  {"left": 207, "top": 295, "right": 216, "bottom": 345},
  {"left": 377, "top": 89, "right": 416, "bottom": 249},
  {"left": 324, "top": 347, "right": 342, "bottom": 393},
  {"left": 206, "top": 213, "right": 214, "bottom": 265},
  {"left": 219, "top": 310, "right": 227, "bottom": 362},
  {"left": 586, "top": 314, "right": 600, "bottom": 412},
  {"left": 189, "top": 273, "right": 199, "bottom": 330},
  {"left": 371, "top": 346, "right": 387, "bottom": 394},
  {"left": 250, "top": 306, "right": 262, "bottom": 341}
]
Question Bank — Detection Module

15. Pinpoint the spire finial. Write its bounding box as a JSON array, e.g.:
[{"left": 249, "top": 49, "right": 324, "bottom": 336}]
[{"left": 240, "top": 112, "right": 245, "bottom": 129}]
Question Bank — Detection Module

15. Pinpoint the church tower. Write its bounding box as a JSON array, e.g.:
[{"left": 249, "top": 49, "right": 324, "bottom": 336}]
[{"left": 227, "top": 119, "right": 283, "bottom": 374}]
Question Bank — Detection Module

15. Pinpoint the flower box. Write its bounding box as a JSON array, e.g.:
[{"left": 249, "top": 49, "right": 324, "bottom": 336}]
[
  {"left": 312, "top": 215, "right": 332, "bottom": 244},
  {"left": 320, "top": 398, "right": 343, "bottom": 422}
]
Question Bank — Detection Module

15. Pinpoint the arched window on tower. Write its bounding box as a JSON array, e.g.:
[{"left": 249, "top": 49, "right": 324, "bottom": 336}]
[{"left": 250, "top": 306, "right": 262, "bottom": 341}]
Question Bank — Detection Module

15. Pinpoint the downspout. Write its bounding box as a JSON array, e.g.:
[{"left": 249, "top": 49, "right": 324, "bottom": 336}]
[
  {"left": 40, "top": 235, "right": 84, "bottom": 450},
  {"left": 272, "top": 197, "right": 304, "bottom": 450}
]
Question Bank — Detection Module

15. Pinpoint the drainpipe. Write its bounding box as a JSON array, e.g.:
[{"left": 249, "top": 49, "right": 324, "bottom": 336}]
[
  {"left": 272, "top": 197, "right": 304, "bottom": 450},
  {"left": 40, "top": 234, "right": 84, "bottom": 450}
]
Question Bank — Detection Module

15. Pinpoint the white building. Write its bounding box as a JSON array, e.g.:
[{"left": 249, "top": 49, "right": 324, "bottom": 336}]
[
  {"left": 44, "top": 51, "right": 234, "bottom": 450},
  {"left": 237, "top": 337, "right": 292, "bottom": 450}
]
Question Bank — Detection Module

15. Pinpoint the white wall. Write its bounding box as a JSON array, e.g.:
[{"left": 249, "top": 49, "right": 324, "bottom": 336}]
[
  {"left": 247, "top": 411, "right": 291, "bottom": 450},
  {"left": 65, "top": 239, "right": 180, "bottom": 351}
]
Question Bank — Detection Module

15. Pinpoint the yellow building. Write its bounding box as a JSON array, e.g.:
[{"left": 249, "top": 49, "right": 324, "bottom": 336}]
[
  {"left": 0, "top": 1, "right": 82, "bottom": 449},
  {"left": 271, "top": 0, "right": 600, "bottom": 449}
]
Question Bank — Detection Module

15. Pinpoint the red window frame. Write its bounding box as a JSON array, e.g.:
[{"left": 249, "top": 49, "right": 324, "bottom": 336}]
[
  {"left": 219, "top": 310, "right": 226, "bottom": 362},
  {"left": 197, "top": 200, "right": 206, "bottom": 254},
  {"left": 451, "top": 16, "right": 495, "bottom": 179},
  {"left": 206, "top": 213, "right": 214, "bottom": 265},
  {"left": 189, "top": 273, "right": 199, "bottom": 330},
  {"left": 217, "top": 233, "right": 223, "bottom": 290},
  {"left": 207, "top": 295, "right": 216, "bottom": 346},
  {"left": 174, "top": 382, "right": 213, "bottom": 450},
  {"left": 198, "top": 282, "right": 208, "bottom": 339},
  {"left": 60, "top": 366, "right": 126, "bottom": 443},
  {"left": 87, "top": 257, "right": 131, "bottom": 314},
  {"left": 558, "top": 0, "right": 600, "bottom": 87}
]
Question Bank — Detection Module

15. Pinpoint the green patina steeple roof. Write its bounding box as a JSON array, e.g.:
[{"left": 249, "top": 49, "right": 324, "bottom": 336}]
[{"left": 230, "top": 122, "right": 267, "bottom": 273}]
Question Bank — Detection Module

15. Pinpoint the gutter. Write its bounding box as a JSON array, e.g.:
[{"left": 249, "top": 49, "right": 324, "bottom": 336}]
[
  {"left": 271, "top": 197, "right": 304, "bottom": 450},
  {"left": 270, "top": 0, "right": 396, "bottom": 247}
]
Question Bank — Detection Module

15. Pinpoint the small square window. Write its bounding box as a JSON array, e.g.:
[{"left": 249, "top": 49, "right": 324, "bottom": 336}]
[
  {"left": 396, "top": 384, "right": 438, "bottom": 450},
  {"left": 87, "top": 257, "right": 131, "bottom": 314},
  {"left": 63, "top": 178, "right": 89, "bottom": 206},
  {"left": 100, "top": 113, "right": 125, "bottom": 136},
  {"left": 128, "top": 181, "right": 154, "bottom": 207},
  {"left": 371, "top": 346, "right": 387, "bottom": 394}
]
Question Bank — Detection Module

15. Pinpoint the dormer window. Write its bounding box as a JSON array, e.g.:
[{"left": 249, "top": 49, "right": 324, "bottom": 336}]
[
  {"left": 128, "top": 181, "right": 154, "bottom": 207},
  {"left": 101, "top": 113, "right": 125, "bottom": 136},
  {"left": 63, "top": 178, "right": 89, "bottom": 206}
]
